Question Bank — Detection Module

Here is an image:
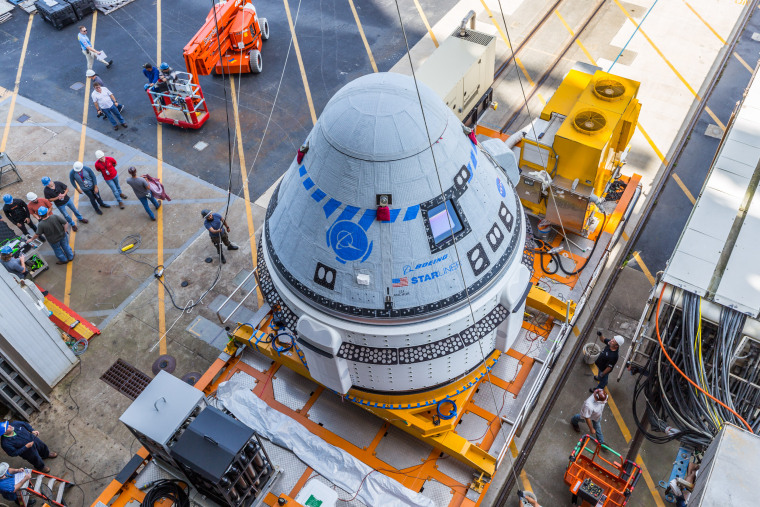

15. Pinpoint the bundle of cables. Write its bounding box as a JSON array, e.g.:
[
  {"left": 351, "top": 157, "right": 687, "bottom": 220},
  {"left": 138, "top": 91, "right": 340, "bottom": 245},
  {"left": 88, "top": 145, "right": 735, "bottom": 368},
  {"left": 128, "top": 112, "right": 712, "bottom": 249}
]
[
  {"left": 632, "top": 287, "right": 755, "bottom": 450},
  {"left": 141, "top": 480, "right": 190, "bottom": 507}
]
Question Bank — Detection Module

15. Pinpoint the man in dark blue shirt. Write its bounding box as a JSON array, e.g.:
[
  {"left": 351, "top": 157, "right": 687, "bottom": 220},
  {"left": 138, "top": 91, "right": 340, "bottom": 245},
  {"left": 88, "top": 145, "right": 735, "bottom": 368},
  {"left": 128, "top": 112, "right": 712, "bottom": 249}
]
[
  {"left": 0, "top": 462, "right": 32, "bottom": 505},
  {"left": 143, "top": 63, "right": 159, "bottom": 84},
  {"left": 0, "top": 421, "right": 57, "bottom": 473},
  {"left": 202, "top": 209, "right": 238, "bottom": 264},
  {"left": 592, "top": 333, "right": 624, "bottom": 392}
]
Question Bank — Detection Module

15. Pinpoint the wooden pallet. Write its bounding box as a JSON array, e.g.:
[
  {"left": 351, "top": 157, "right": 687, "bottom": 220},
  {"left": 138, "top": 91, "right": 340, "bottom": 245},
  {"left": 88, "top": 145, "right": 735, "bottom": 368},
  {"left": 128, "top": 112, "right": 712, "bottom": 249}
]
[{"left": 95, "top": 0, "right": 136, "bottom": 15}]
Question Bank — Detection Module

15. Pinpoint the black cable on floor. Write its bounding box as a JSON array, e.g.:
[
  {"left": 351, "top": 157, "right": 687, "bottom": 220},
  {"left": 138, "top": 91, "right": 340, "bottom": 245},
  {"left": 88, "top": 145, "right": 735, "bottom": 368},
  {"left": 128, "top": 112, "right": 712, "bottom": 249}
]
[{"left": 140, "top": 480, "right": 189, "bottom": 507}]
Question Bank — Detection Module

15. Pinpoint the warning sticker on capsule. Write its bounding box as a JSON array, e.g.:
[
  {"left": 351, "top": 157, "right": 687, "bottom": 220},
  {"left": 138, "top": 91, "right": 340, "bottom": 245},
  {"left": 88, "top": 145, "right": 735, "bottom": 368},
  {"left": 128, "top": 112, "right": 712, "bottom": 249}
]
[{"left": 496, "top": 177, "right": 506, "bottom": 198}]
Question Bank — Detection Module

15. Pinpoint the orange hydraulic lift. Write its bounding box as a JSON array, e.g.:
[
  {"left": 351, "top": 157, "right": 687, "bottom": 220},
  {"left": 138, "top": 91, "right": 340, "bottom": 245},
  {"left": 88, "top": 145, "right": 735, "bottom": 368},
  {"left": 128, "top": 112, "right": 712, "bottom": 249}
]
[{"left": 564, "top": 435, "right": 642, "bottom": 506}]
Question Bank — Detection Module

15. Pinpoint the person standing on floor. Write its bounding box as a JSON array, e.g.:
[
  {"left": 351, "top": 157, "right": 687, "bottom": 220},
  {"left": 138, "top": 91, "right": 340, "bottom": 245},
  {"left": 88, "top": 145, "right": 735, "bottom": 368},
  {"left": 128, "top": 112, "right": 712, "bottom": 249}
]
[
  {"left": 0, "top": 420, "right": 57, "bottom": 473},
  {"left": 41, "top": 177, "right": 87, "bottom": 232},
  {"left": 91, "top": 83, "right": 127, "bottom": 131},
  {"left": 2, "top": 194, "right": 37, "bottom": 236},
  {"left": 0, "top": 245, "right": 27, "bottom": 279},
  {"left": 26, "top": 193, "right": 53, "bottom": 222},
  {"left": 125, "top": 167, "right": 161, "bottom": 220},
  {"left": 570, "top": 389, "right": 608, "bottom": 445},
  {"left": 0, "top": 462, "right": 33, "bottom": 506},
  {"left": 69, "top": 162, "right": 110, "bottom": 215},
  {"left": 31, "top": 207, "right": 73, "bottom": 265},
  {"left": 94, "top": 150, "right": 126, "bottom": 209},
  {"left": 202, "top": 209, "right": 238, "bottom": 264},
  {"left": 78, "top": 25, "right": 112, "bottom": 70},
  {"left": 592, "top": 333, "right": 624, "bottom": 392}
]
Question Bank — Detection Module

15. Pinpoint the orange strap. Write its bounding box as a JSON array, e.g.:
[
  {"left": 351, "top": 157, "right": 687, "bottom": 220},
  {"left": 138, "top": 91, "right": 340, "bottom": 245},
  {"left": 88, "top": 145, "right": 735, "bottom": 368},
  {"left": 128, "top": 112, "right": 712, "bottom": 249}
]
[{"left": 655, "top": 284, "right": 752, "bottom": 432}]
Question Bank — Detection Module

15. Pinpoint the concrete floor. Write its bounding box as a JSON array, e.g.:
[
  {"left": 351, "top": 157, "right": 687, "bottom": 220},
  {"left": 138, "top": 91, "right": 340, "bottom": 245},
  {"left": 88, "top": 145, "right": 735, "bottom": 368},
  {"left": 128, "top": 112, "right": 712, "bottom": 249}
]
[{"left": 0, "top": 0, "right": 756, "bottom": 506}]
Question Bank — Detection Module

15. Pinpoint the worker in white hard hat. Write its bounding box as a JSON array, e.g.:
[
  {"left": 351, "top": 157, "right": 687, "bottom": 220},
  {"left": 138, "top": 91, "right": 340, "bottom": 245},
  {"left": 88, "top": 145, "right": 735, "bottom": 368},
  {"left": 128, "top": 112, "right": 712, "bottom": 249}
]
[
  {"left": 592, "top": 332, "right": 625, "bottom": 392},
  {"left": 69, "top": 161, "right": 109, "bottom": 215},
  {"left": 85, "top": 69, "right": 104, "bottom": 88},
  {"left": 571, "top": 389, "right": 609, "bottom": 445},
  {"left": 0, "top": 461, "right": 33, "bottom": 506}
]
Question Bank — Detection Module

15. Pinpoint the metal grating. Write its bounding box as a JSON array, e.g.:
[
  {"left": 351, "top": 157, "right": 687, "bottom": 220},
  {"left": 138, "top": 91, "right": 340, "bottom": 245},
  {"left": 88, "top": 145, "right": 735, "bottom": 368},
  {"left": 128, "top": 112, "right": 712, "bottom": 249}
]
[
  {"left": 100, "top": 359, "right": 152, "bottom": 400},
  {"left": 452, "top": 29, "right": 495, "bottom": 47},
  {"left": 421, "top": 478, "right": 455, "bottom": 506}
]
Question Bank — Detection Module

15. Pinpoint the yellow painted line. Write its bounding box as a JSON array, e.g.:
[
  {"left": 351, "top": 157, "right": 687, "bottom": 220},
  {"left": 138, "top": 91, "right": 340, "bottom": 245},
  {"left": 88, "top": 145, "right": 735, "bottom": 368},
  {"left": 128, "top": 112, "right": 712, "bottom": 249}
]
[
  {"left": 412, "top": 0, "right": 438, "bottom": 47},
  {"left": 613, "top": 0, "right": 700, "bottom": 100},
  {"left": 554, "top": 11, "right": 596, "bottom": 64},
  {"left": 479, "top": 0, "right": 537, "bottom": 88},
  {"left": 479, "top": 0, "right": 511, "bottom": 49},
  {"left": 347, "top": 0, "right": 378, "bottom": 73},
  {"left": 734, "top": 52, "right": 755, "bottom": 74},
  {"left": 636, "top": 124, "right": 667, "bottom": 165},
  {"left": 0, "top": 14, "right": 34, "bottom": 153},
  {"left": 65, "top": 12, "right": 98, "bottom": 307},
  {"left": 672, "top": 173, "right": 696, "bottom": 205},
  {"left": 572, "top": 325, "right": 580, "bottom": 337},
  {"left": 683, "top": 1, "right": 726, "bottom": 44},
  {"left": 704, "top": 106, "right": 726, "bottom": 131},
  {"left": 589, "top": 364, "right": 665, "bottom": 506},
  {"left": 636, "top": 453, "right": 667, "bottom": 507},
  {"left": 157, "top": 0, "right": 167, "bottom": 355},
  {"left": 509, "top": 441, "right": 519, "bottom": 458},
  {"left": 229, "top": 78, "right": 263, "bottom": 306},
  {"left": 519, "top": 470, "right": 533, "bottom": 493},
  {"left": 283, "top": 0, "right": 317, "bottom": 125},
  {"left": 632, "top": 251, "right": 655, "bottom": 286},
  {"left": 622, "top": 231, "right": 629, "bottom": 241}
]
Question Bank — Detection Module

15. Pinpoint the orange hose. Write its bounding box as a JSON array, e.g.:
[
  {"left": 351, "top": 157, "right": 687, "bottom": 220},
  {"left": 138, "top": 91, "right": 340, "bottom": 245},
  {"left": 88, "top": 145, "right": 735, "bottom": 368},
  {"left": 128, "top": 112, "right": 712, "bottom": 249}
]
[{"left": 655, "top": 284, "right": 753, "bottom": 432}]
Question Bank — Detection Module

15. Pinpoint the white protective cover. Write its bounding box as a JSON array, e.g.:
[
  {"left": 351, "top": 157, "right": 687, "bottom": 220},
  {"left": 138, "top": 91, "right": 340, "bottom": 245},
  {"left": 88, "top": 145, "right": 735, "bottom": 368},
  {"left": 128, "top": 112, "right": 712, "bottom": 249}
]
[{"left": 217, "top": 374, "right": 435, "bottom": 507}]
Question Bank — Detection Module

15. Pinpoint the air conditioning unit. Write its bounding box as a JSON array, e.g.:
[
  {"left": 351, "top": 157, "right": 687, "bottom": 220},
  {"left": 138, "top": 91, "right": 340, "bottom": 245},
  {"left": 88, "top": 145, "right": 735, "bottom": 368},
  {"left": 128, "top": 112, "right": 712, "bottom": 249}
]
[{"left": 416, "top": 13, "right": 496, "bottom": 123}]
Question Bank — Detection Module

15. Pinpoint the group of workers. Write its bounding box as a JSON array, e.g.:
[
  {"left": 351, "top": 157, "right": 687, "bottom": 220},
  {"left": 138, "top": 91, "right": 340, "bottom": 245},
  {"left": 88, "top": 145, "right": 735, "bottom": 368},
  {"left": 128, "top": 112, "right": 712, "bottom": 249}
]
[{"left": 0, "top": 152, "right": 166, "bottom": 277}]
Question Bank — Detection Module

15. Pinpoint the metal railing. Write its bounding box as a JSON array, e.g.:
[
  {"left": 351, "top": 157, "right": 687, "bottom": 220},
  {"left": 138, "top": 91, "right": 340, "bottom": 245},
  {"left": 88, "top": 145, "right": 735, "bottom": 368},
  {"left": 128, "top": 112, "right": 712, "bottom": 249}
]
[{"left": 216, "top": 267, "right": 260, "bottom": 324}]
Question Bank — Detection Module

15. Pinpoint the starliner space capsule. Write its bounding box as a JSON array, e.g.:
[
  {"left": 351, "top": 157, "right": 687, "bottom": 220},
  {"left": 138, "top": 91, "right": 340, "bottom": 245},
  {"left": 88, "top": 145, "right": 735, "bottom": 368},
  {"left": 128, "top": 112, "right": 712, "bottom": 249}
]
[{"left": 257, "top": 72, "right": 532, "bottom": 395}]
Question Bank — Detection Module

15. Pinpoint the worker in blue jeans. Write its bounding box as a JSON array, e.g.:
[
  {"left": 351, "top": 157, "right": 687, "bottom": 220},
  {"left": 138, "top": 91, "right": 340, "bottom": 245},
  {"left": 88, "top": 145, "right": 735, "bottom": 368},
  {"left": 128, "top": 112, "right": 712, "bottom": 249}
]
[
  {"left": 570, "top": 389, "right": 608, "bottom": 445},
  {"left": 125, "top": 167, "right": 161, "bottom": 220},
  {"left": 32, "top": 207, "right": 74, "bottom": 264},
  {"left": 41, "top": 177, "right": 88, "bottom": 232}
]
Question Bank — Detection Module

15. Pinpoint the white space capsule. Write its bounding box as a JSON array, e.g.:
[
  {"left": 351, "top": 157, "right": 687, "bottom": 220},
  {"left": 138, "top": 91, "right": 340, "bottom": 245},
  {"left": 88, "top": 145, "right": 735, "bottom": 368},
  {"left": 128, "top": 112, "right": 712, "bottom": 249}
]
[{"left": 258, "top": 72, "right": 532, "bottom": 395}]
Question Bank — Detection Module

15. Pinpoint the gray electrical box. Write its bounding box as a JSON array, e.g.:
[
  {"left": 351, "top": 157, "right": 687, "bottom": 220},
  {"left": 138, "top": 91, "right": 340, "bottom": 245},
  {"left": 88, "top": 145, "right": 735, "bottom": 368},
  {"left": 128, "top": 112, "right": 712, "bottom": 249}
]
[
  {"left": 416, "top": 27, "right": 496, "bottom": 121},
  {"left": 688, "top": 424, "right": 760, "bottom": 505}
]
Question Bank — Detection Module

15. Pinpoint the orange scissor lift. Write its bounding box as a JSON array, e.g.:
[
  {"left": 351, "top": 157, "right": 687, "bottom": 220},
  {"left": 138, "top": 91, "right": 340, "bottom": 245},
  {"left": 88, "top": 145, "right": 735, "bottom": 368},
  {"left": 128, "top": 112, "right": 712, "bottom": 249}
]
[{"left": 564, "top": 434, "right": 642, "bottom": 506}]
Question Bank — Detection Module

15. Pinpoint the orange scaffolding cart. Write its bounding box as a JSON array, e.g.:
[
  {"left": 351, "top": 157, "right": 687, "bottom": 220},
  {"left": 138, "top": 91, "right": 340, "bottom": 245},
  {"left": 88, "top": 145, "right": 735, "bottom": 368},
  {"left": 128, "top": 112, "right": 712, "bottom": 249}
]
[{"left": 564, "top": 435, "right": 642, "bottom": 506}]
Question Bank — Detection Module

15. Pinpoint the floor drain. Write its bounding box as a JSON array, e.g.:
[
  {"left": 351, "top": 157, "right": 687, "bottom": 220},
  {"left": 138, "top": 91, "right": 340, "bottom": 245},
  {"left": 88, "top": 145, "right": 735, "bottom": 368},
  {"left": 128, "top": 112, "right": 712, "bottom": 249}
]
[
  {"left": 70, "top": 82, "right": 84, "bottom": 91},
  {"left": 152, "top": 354, "right": 176, "bottom": 375},
  {"left": 16, "top": 114, "right": 30, "bottom": 123},
  {"left": 181, "top": 372, "right": 202, "bottom": 385}
]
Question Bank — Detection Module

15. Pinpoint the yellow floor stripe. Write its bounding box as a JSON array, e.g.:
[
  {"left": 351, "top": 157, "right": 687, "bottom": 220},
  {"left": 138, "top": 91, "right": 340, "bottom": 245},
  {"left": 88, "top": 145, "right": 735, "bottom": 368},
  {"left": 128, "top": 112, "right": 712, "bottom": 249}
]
[
  {"left": 347, "top": 0, "right": 378, "bottom": 73},
  {"left": 157, "top": 0, "right": 166, "bottom": 355},
  {"left": 613, "top": 0, "right": 700, "bottom": 100},
  {"left": 554, "top": 11, "right": 596, "bottom": 64},
  {"left": 672, "top": 173, "right": 696, "bottom": 204},
  {"left": 632, "top": 251, "right": 655, "bottom": 286},
  {"left": 637, "top": 453, "right": 667, "bottom": 507},
  {"left": 704, "top": 106, "right": 726, "bottom": 131},
  {"left": 636, "top": 124, "right": 667, "bottom": 165},
  {"left": 480, "top": 0, "right": 537, "bottom": 88},
  {"left": 412, "top": 0, "right": 438, "bottom": 47},
  {"left": 734, "top": 51, "right": 755, "bottom": 73},
  {"left": 683, "top": 1, "right": 726, "bottom": 44},
  {"left": 229, "top": 78, "right": 263, "bottom": 306},
  {"left": 65, "top": 12, "right": 97, "bottom": 307},
  {"left": 622, "top": 231, "right": 629, "bottom": 241},
  {"left": 519, "top": 470, "right": 534, "bottom": 493},
  {"left": 283, "top": 0, "right": 317, "bottom": 125},
  {"left": 479, "top": 0, "right": 511, "bottom": 49},
  {"left": 0, "top": 14, "right": 34, "bottom": 153},
  {"left": 589, "top": 365, "right": 664, "bottom": 506}
]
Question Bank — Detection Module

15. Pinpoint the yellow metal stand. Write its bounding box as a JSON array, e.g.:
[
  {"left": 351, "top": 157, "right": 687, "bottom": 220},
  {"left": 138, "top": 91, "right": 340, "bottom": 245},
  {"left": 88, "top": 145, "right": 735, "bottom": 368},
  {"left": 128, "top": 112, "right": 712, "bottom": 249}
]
[
  {"left": 526, "top": 285, "right": 575, "bottom": 321},
  {"left": 226, "top": 320, "right": 501, "bottom": 476}
]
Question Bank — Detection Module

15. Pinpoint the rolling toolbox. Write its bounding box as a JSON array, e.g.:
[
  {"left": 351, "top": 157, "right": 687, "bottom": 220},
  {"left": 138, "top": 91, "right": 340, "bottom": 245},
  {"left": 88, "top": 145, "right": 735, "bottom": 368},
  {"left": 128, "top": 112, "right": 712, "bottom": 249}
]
[
  {"left": 35, "top": 0, "right": 77, "bottom": 30},
  {"left": 63, "top": 0, "right": 94, "bottom": 20}
]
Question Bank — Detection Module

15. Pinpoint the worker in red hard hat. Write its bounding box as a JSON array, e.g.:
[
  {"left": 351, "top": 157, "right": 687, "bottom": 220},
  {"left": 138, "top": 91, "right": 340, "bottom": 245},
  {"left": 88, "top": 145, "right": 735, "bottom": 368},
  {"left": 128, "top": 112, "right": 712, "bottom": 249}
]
[
  {"left": 570, "top": 389, "right": 608, "bottom": 445},
  {"left": 592, "top": 332, "right": 624, "bottom": 392}
]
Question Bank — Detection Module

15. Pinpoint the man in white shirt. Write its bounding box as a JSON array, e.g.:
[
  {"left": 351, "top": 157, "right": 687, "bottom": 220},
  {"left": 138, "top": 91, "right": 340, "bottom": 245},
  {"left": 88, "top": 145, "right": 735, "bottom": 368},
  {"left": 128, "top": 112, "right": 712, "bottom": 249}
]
[
  {"left": 77, "top": 26, "right": 112, "bottom": 70},
  {"left": 91, "top": 84, "right": 127, "bottom": 131},
  {"left": 570, "top": 389, "right": 608, "bottom": 445}
]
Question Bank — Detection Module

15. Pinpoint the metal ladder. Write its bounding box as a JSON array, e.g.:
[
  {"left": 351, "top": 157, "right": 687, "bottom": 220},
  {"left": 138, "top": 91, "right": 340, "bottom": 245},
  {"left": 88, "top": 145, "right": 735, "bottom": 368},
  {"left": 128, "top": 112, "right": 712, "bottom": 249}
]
[{"left": 21, "top": 469, "right": 72, "bottom": 507}]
